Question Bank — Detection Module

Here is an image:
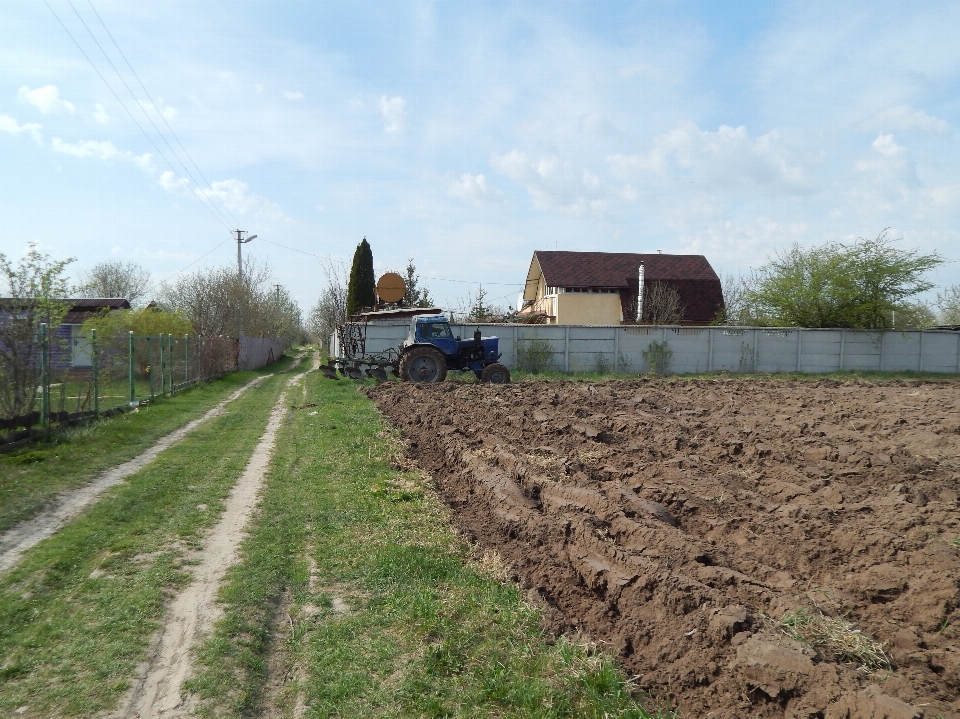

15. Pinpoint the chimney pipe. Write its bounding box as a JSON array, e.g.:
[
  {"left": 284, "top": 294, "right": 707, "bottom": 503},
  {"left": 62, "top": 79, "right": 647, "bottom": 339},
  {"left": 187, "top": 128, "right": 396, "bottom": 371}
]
[{"left": 636, "top": 262, "right": 645, "bottom": 322}]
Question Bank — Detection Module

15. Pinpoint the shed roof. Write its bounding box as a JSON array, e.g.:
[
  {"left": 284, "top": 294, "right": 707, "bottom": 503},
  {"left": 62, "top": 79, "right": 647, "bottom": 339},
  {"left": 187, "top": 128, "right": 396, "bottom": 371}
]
[
  {"left": 534, "top": 251, "right": 719, "bottom": 288},
  {"left": 1, "top": 297, "right": 131, "bottom": 324}
]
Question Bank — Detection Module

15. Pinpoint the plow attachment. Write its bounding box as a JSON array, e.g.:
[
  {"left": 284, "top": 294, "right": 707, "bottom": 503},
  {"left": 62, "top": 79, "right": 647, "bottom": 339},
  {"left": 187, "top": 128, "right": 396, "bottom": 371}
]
[{"left": 322, "top": 357, "right": 397, "bottom": 384}]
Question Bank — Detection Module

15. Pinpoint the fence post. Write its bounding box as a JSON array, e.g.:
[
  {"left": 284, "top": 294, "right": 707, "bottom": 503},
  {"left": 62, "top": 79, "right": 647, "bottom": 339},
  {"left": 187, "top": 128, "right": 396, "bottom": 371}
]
[
  {"left": 184, "top": 334, "right": 189, "bottom": 386},
  {"left": 40, "top": 322, "right": 49, "bottom": 431},
  {"left": 128, "top": 331, "right": 135, "bottom": 403},
  {"left": 708, "top": 327, "right": 714, "bottom": 372},
  {"left": 160, "top": 334, "right": 166, "bottom": 397},
  {"left": 148, "top": 336, "right": 154, "bottom": 400},
  {"left": 564, "top": 326, "right": 570, "bottom": 373},
  {"left": 92, "top": 328, "right": 99, "bottom": 418},
  {"left": 613, "top": 327, "right": 620, "bottom": 373}
]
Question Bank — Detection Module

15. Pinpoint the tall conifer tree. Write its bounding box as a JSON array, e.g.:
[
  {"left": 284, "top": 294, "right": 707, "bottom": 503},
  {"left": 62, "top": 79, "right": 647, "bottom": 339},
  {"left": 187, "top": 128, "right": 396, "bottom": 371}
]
[{"left": 346, "top": 237, "right": 376, "bottom": 316}]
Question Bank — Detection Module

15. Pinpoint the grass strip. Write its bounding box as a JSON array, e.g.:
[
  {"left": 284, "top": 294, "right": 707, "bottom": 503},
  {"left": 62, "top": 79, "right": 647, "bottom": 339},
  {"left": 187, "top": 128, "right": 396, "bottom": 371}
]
[
  {"left": 187, "top": 367, "right": 671, "bottom": 718},
  {"left": 0, "top": 362, "right": 303, "bottom": 718},
  {"left": 0, "top": 353, "right": 297, "bottom": 534}
]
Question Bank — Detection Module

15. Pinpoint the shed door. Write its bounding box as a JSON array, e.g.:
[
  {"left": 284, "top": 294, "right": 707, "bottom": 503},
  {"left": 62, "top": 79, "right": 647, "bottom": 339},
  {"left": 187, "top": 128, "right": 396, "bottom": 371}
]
[{"left": 71, "top": 325, "right": 92, "bottom": 367}]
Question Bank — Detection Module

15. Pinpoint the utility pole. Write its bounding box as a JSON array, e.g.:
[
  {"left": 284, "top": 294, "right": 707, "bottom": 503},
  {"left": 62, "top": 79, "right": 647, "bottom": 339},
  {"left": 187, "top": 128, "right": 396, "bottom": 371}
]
[
  {"left": 235, "top": 230, "right": 257, "bottom": 338},
  {"left": 275, "top": 284, "right": 282, "bottom": 304},
  {"left": 235, "top": 229, "right": 257, "bottom": 283}
]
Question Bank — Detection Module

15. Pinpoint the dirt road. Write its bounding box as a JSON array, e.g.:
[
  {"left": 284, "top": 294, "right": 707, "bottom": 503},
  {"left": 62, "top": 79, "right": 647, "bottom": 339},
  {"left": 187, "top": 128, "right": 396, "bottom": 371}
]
[
  {"left": 0, "top": 376, "right": 269, "bottom": 576},
  {"left": 116, "top": 358, "right": 313, "bottom": 718},
  {"left": 369, "top": 378, "right": 960, "bottom": 718}
]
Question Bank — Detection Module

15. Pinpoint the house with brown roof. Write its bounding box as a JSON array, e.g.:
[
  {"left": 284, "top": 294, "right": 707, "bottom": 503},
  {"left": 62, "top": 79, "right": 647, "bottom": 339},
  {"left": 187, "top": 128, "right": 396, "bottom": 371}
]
[{"left": 519, "top": 251, "right": 723, "bottom": 325}]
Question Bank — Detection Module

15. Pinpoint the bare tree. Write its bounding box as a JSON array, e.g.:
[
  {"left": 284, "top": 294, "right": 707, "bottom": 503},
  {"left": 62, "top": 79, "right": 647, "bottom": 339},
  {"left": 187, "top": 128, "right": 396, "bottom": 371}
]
[
  {"left": 76, "top": 260, "right": 152, "bottom": 306},
  {"left": 642, "top": 281, "right": 685, "bottom": 325},
  {"left": 160, "top": 258, "right": 301, "bottom": 340},
  {"left": 307, "top": 257, "right": 348, "bottom": 343}
]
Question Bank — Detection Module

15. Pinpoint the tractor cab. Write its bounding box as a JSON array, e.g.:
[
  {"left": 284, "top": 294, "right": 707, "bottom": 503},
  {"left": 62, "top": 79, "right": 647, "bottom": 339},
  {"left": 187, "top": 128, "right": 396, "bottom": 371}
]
[{"left": 412, "top": 317, "right": 458, "bottom": 357}]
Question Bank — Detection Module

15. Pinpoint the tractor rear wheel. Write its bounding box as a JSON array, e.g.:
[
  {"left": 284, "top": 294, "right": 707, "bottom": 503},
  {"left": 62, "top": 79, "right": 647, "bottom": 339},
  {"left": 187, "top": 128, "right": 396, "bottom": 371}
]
[
  {"left": 481, "top": 363, "right": 511, "bottom": 384},
  {"left": 399, "top": 345, "right": 447, "bottom": 383}
]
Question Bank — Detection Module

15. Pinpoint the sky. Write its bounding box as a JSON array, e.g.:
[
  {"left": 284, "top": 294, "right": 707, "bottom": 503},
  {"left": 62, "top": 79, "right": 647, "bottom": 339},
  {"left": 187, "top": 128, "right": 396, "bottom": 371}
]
[{"left": 2, "top": 0, "right": 960, "bottom": 315}]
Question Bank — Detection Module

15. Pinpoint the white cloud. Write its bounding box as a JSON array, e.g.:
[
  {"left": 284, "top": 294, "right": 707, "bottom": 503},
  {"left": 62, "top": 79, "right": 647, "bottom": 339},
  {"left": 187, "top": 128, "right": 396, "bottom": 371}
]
[
  {"left": 93, "top": 103, "right": 110, "bottom": 125},
  {"left": 137, "top": 99, "right": 177, "bottom": 120},
  {"left": 283, "top": 90, "right": 304, "bottom": 101},
  {"left": 447, "top": 173, "right": 504, "bottom": 205},
  {"left": 51, "top": 138, "right": 154, "bottom": 172},
  {"left": 200, "top": 179, "right": 288, "bottom": 220},
  {"left": 0, "top": 114, "right": 43, "bottom": 144},
  {"left": 851, "top": 133, "right": 920, "bottom": 208},
  {"left": 377, "top": 95, "right": 405, "bottom": 134},
  {"left": 18, "top": 85, "right": 76, "bottom": 115},
  {"left": 491, "top": 150, "right": 626, "bottom": 215},
  {"left": 159, "top": 170, "right": 287, "bottom": 220},
  {"left": 159, "top": 170, "right": 192, "bottom": 195},
  {"left": 858, "top": 105, "right": 950, "bottom": 136},
  {"left": 608, "top": 121, "right": 815, "bottom": 195}
]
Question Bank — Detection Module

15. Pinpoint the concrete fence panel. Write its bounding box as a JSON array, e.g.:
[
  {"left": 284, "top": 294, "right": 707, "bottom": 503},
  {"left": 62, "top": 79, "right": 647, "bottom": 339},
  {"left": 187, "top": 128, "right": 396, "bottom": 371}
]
[
  {"left": 238, "top": 337, "right": 286, "bottom": 371},
  {"left": 331, "top": 321, "right": 960, "bottom": 375}
]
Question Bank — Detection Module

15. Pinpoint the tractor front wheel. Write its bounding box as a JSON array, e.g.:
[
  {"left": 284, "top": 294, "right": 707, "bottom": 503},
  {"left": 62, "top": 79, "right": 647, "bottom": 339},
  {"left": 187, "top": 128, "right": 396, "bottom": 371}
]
[
  {"left": 399, "top": 345, "right": 448, "bottom": 383},
  {"left": 481, "top": 363, "right": 511, "bottom": 384}
]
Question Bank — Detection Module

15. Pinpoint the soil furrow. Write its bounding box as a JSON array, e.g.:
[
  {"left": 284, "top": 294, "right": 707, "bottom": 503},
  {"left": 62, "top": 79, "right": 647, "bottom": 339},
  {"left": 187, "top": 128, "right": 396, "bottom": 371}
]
[{"left": 369, "top": 378, "right": 960, "bottom": 718}]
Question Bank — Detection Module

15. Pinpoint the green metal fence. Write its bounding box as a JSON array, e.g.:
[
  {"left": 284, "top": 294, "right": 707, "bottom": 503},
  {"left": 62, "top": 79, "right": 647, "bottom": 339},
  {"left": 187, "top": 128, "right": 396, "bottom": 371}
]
[{"left": 1, "top": 327, "right": 237, "bottom": 445}]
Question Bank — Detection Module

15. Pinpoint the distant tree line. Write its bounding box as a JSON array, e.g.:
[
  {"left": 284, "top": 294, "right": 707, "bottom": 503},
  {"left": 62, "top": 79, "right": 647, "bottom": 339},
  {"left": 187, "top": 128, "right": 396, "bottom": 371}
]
[{"left": 0, "top": 245, "right": 304, "bottom": 419}]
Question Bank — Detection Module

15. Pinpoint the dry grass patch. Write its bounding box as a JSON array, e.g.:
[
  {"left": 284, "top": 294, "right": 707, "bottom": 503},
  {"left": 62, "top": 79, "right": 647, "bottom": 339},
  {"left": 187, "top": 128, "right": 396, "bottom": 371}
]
[{"left": 780, "top": 609, "right": 891, "bottom": 673}]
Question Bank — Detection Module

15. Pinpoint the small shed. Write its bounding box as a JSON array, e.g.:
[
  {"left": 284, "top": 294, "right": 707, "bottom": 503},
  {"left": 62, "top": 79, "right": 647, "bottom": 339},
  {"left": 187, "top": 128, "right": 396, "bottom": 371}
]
[{"left": 0, "top": 297, "right": 130, "bottom": 370}]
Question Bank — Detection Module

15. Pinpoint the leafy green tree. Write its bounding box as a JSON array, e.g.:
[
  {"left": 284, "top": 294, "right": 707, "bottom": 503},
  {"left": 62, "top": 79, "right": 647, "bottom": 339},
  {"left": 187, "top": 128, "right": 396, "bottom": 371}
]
[
  {"left": 346, "top": 238, "right": 376, "bottom": 316},
  {"left": 747, "top": 232, "right": 943, "bottom": 329},
  {"left": 0, "top": 243, "right": 75, "bottom": 418},
  {"left": 401, "top": 258, "right": 434, "bottom": 307},
  {"left": 82, "top": 306, "right": 194, "bottom": 338},
  {"left": 936, "top": 285, "right": 960, "bottom": 325}
]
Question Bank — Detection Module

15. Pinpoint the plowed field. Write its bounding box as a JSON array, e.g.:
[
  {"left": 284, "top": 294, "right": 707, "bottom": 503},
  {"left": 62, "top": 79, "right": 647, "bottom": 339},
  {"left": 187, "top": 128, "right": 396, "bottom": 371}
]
[{"left": 368, "top": 378, "right": 960, "bottom": 718}]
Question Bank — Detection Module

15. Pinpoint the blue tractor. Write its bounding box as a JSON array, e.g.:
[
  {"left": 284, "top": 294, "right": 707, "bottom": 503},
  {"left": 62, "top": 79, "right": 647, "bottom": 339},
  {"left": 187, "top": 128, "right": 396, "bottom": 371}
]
[{"left": 399, "top": 315, "right": 511, "bottom": 383}]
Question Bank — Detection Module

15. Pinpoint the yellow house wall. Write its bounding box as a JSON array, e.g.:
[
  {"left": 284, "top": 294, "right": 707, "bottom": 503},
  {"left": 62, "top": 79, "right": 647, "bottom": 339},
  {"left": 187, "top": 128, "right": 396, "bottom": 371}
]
[{"left": 556, "top": 293, "right": 622, "bottom": 325}]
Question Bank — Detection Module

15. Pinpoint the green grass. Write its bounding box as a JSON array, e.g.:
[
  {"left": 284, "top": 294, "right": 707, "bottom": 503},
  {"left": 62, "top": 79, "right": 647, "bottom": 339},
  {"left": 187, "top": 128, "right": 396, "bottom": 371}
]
[
  {"left": 187, "top": 366, "right": 670, "bottom": 718},
  {"left": 0, "top": 354, "right": 296, "bottom": 534},
  {"left": 0, "top": 363, "right": 301, "bottom": 717}
]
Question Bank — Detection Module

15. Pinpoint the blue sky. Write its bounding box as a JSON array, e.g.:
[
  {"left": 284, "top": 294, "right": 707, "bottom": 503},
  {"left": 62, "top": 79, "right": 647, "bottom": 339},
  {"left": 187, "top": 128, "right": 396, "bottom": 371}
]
[{"left": 2, "top": 0, "right": 959, "bottom": 314}]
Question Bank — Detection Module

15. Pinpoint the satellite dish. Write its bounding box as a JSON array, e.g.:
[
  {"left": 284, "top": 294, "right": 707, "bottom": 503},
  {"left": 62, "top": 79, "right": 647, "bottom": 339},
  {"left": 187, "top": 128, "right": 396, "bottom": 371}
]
[{"left": 376, "top": 272, "right": 406, "bottom": 303}]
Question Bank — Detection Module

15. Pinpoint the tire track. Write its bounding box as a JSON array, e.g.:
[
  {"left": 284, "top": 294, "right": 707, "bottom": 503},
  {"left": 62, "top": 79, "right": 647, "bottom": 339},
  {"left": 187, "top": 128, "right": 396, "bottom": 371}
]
[
  {"left": 117, "top": 357, "right": 314, "bottom": 718},
  {"left": 0, "top": 375, "right": 272, "bottom": 576}
]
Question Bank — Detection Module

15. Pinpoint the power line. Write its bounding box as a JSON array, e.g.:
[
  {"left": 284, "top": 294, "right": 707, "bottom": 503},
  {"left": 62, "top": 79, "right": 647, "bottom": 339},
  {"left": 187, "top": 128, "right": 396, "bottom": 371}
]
[
  {"left": 84, "top": 0, "right": 241, "bottom": 228},
  {"left": 64, "top": 0, "right": 235, "bottom": 230},
  {"left": 42, "top": 0, "right": 233, "bottom": 233},
  {"left": 140, "top": 237, "right": 233, "bottom": 298},
  {"left": 256, "top": 238, "right": 534, "bottom": 288}
]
